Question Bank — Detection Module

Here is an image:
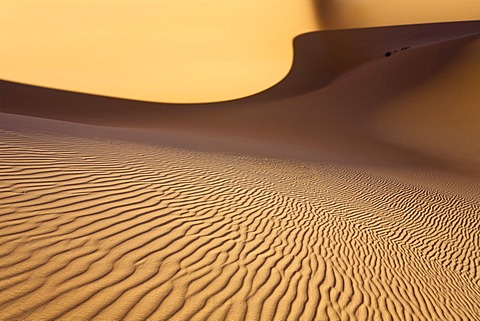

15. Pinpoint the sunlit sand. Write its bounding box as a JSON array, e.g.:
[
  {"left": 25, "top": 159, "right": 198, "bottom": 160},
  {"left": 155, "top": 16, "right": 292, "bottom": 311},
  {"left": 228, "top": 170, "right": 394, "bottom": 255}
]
[{"left": 1, "top": 2, "right": 480, "bottom": 320}]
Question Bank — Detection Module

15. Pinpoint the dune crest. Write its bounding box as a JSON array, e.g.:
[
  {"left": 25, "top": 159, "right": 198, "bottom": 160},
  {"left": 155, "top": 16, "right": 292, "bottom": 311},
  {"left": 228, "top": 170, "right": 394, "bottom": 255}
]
[{"left": 2, "top": 21, "right": 480, "bottom": 170}]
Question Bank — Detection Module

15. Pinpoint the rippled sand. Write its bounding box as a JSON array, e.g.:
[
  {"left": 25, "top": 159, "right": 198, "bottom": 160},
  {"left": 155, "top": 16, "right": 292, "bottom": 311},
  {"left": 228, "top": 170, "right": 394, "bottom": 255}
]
[
  {"left": 1, "top": 125, "right": 479, "bottom": 320},
  {"left": 1, "top": 21, "right": 480, "bottom": 320}
]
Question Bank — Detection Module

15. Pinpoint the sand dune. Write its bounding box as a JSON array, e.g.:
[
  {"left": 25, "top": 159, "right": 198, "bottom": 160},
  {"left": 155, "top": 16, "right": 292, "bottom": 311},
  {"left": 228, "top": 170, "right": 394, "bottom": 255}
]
[
  {"left": 1, "top": 21, "right": 480, "bottom": 320},
  {"left": 2, "top": 21, "right": 480, "bottom": 168},
  {"left": 2, "top": 1, "right": 479, "bottom": 103}
]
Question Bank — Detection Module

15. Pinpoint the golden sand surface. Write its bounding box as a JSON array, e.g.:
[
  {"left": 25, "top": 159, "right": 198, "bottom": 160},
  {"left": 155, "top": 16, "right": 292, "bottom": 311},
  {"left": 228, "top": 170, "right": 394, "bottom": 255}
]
[
  {"left": 0, "top": 122, "right": 479, "bottom": 320},
  {"left": 1, "top": 21, "right": 480, "bottom": 320}
]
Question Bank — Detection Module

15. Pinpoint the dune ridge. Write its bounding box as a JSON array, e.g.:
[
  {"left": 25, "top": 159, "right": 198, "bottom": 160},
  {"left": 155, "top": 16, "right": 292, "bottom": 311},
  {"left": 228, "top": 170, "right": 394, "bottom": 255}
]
[
  {"left": 2, "top": 21, "right": 480, "bottom": 109},
  {"left": 1, "top": 20, "right": 480, "bottom": 320},
  {"left": 2, "top": 21, "right": 480, "bottom": 172}
]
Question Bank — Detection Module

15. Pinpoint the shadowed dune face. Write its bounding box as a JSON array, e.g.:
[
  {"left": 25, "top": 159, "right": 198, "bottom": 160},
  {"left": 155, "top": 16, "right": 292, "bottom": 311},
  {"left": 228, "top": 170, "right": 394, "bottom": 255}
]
[
  {"left": 368, "top": 37, "right": 480, "bottom": 171},
  {"left": 4, "top": 1, "right": 479, "bottom": 103},
  {"left": 0, "top": 0, "right": 319, "bottom": 103},
  {"left": 314, "top": 0, "right": 480, "bottom": 29},
  {"left": 2, "top": 21, "right": 480, "bottom": 171}
]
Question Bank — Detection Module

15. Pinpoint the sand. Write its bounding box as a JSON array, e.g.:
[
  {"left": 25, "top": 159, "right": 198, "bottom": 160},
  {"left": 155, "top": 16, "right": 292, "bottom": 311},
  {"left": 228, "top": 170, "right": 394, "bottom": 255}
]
[{"left": 1, "top": 20, "right": 480, "bottom": 320}]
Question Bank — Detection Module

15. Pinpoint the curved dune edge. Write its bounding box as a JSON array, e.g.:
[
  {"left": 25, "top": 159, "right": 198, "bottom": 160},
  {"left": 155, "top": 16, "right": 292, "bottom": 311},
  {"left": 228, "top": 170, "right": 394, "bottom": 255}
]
[
  {"left": 1, "top": 21, "right": 480, "bottom": 170},
  {"left": 2, "top": 1, "right": 479, "bottom": 103},
  {"left": 0, "top": 0, "right": 320, "bottom": 103},
  {"left": 1, "top": 20, "right": 480, "bottom": 320},
  {"left": 1, "top": 20, "right": 480, "bottom": 105}
]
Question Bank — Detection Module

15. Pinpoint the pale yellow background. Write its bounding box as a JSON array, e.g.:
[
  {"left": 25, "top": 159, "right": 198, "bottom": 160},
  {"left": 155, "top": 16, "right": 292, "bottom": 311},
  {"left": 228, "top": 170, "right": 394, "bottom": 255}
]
[
  {"left": 1, "top": 0, "right": 479, "bottom": 103},
  {"left": 316, "top": 0, "right": 480, "bottom": 29}
]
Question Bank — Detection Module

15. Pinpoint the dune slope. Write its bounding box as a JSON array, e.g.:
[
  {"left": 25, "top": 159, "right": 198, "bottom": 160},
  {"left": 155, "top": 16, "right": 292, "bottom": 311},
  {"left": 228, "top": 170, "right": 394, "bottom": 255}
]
[
  {"left": 1, "top": 21, "right": 480, "bottom": 320},
  {"left": 0, "top": 123, "right": 479, "bottom": 320},
  {"left": 1, "top": 21, "right": 480, "bottom": 170}
]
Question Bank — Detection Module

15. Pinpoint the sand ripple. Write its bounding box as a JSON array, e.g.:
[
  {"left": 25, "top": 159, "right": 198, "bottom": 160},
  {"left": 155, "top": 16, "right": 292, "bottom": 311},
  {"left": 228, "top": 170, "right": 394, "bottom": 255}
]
[{"left": 1, "top": 129, "right": 479, "bottom": 320}]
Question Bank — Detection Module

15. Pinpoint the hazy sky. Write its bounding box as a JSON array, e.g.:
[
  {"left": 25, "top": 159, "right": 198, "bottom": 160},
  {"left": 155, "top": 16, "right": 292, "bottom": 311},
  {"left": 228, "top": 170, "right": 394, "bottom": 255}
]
[
  {"left": 1, "top": 0, "right": 479, "bottom": 103},
  {"left": 1, "top": 0, "right": 319, "bottom": 103}
]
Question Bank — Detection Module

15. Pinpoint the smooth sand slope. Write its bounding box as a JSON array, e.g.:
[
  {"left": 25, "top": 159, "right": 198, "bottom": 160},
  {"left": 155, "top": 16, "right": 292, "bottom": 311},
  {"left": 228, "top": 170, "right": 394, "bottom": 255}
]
[{"left": 1, "top": 21, "right": 480, "bottom": 320}]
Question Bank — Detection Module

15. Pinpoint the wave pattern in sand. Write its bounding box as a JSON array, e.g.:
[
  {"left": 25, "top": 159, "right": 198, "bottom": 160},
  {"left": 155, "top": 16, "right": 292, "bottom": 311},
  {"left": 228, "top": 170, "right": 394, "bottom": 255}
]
[{"left": 1, "top": 129, "right": 480, "bottom": 320}]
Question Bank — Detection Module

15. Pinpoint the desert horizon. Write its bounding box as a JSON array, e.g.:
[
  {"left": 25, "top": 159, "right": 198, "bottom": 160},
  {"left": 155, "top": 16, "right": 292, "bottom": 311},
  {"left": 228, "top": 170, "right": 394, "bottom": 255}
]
[{"left": 1, "top": 2, "right": 480, "bottom": 320}]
